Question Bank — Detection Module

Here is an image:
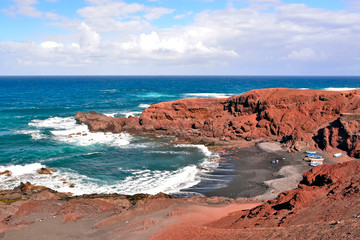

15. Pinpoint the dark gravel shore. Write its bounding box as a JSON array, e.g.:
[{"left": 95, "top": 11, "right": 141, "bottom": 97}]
[{"left": 184, "top": 142, "right": 310, "bottom": 200}]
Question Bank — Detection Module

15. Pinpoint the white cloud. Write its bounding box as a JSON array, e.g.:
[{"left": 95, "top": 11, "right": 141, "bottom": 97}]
[
  {"left": 79, "top": 23, "right": 101, "bottom": 49},
  {"left": 144, "top": 7, "right": 174, "bottom": 20},
  {"left": 6, "top": 0, "right": 43, "bottom": 18},
  {"left": 45, "top": 12, "right": 59, "bottom": 20},
  {"left": 286, "top": 48, "right": 319, "bottom": 61},
  {"left": 0, "top": 2, "right": 360, "bottom": 75},
  {"left": 40, "top": 41, "right": 64, "bottom": 49},
  {"left": 77, "top": 1, "right": 145, "bottom": 19},
  {"left": 174, "top": 11, "right": 193, "bottom": 19},
  {"left": 3, "top": 0, "right": 62, "bottom": 20}
]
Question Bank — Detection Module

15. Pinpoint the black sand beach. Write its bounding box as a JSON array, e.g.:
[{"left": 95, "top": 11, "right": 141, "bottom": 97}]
[{"left": 185, "top": 142, "right": 311, "bottom": 200}]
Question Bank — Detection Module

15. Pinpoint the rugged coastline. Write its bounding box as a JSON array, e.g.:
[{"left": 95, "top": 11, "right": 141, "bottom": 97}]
[
  {"left": 75, "top": 88, "right": 360, "bottom": 157},
  {"left": 1, "top": 88, "right": 360, "bottom": 239}
]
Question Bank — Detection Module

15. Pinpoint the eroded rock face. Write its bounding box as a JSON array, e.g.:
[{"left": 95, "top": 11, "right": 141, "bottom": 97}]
[
  {"left": 313, "top": 115, "right": 360, "bottom": 157},
  {"left": 75, "top": 88, "right": 360, "bottom": 154}
]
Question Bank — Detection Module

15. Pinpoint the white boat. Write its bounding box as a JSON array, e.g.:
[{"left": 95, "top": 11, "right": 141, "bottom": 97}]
[
  {"left": 310, "top": 161, "right": 324, "bottom": 167},
  {"left": 333, "top": 153, "right": 342, "bottom": 158},
  {"left": 309, "top": 158, "right": 324, "bottom": 167}
]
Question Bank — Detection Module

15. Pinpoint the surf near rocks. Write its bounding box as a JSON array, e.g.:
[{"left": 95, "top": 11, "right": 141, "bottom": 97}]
[{"left": 76, "top": 88, "right": 360, "bottom": 157}]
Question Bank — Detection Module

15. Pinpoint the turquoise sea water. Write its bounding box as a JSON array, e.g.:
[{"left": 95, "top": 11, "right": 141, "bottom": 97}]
[{"left": 0, "top": 76, "right": 359, "bottom": 196}]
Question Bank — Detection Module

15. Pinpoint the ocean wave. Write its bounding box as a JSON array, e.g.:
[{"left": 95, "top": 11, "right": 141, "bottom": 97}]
[
  {"left": 175, "top": 144, "right": 220, "bottom": 170},
  {"left": 29, "top": 117, "right": 76, "bottom": 129},
  {"left": 0, "top": 163, "right": 200, "bottom": 196},
  {"left": 146, "top": 150, "right": 190, "bottom": 155},
  {"left": 14, "top": 130, "right": 47, "bottom": 140},
  {"left": 323, "top": 87, "right": 358, "bottom": 91},
  {"left": 100, "top": 89, "right": 117, "bottom": 92},
  {"left": 28, "top": 117, "right": 132, "bottom": 147},
  {"left": 138, "top": 104, "right": 151, "bottom": 108},
  {"left": 138, "top": 92, "right": 174, "bottom": 98},
  {"left": 104, "top": 111, "right": 142, "bottom": 118},
  {"left": 182, "top": 93, "right": 233, "bottom": 98},
  {"left": 0, "top": 144, "right": 220, "bottom": 196}
]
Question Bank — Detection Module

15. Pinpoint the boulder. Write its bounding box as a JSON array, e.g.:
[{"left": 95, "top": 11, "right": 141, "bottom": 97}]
[{"left": 37, "top": 167, "right": 55, "bottom": 175}]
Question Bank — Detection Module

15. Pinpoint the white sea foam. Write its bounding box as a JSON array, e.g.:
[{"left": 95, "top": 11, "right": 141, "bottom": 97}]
[
  {"left": 175, "top": 144, "right": 220, "bottom": 170},
  {"left": 104, "top": 112, "right": 142, "bottom": 118},
  {"left": 183, "top": 93, "right": 233, "bottom": 98},
  {"left": 100, "top": 89, "right": 117, "bottom": 92},
  {"left": 14, "top": 130, "right": 47, "bottom": 140},
  {"left": 28, "top": 117, "right": 132, "bottom": 147},
  {"left": 0, "top": 163, "right": 200, "bottom": 195},
  {"left": 0, "top": 163, "right": 44, "bottom": 177},
  {"left": 138, "top": 104, "right": 151, "bottom": 108},
  {"left": 176, "top": 144, "right": 213, "bottom": 158},
  {"left": 0, "top": 144, "right": 220, "bottom": 196},
  {"left": 140, "top": 92, "right": 174, "bottom": 98},
  {"left": 29, "top": 117, "right": 76, "bottom": 129},
  {"left": 323, "top": 87, "right": 358, "bottom": 91}
]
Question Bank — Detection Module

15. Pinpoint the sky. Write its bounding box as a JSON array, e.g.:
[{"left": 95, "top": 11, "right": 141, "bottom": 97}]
[{"left": 0, "top": 0, "right": 359, "bottom": 75}]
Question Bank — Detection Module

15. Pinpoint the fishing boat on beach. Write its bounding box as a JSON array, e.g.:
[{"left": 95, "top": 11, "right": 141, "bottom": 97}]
[
  {"left": 309, "top": 158, "right": 324, "bottom": 166},
  {"left": 306, "top": 150, "right": 317, "bottom": 154}
]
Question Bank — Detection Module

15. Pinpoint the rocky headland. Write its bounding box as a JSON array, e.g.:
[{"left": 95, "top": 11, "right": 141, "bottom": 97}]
[{"left": 76, "top": 88, "right": 360, "bottom": 157}]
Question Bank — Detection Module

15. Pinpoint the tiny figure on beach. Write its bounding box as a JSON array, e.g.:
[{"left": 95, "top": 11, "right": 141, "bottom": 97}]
[
  {"left": 272, "top": 159, "right": 276, "bottom": 164},
  {"left": 276, "top": 159, "right": 279, "bottom": 164}
]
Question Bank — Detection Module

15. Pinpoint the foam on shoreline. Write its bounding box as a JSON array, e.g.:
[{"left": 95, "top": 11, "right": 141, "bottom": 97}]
[
  {"left": 182, "top": 93, "right": 233, "bottom": 98},
  {"left": 323, "top": 87, "right": 358, "bottom": 91},
  {"left": 3, "top": 122, "right": 221, "bottom": 196},
  {"left": 27, "top": 117, "right": 132, "bottom": 146}
]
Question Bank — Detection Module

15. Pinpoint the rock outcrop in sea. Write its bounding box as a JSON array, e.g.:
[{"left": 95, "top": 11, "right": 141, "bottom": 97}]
[{"left": 76, "top": 88, "right": 360, "bottom": 157}]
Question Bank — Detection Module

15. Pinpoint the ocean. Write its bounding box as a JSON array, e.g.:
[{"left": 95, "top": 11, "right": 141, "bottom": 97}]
[{"left": 1, "top": 76, "right": 359, "bottom": 196}]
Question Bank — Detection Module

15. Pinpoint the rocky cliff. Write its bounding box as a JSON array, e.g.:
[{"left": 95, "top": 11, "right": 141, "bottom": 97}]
[
  {"left": 207, "top": 160, "right": 360, "bottom": 230},
  {"left": 75, "top": 88, "right": 360, "bottom": 156}
]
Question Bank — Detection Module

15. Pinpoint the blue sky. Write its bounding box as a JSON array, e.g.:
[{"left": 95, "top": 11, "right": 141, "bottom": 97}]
[{"left": 0, "top": 0, "right": 359, "bottom": 75}]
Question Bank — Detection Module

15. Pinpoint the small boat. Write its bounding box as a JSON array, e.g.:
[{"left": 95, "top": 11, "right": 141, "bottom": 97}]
[
  {"left": 308, "top": 153, "right": 323, "bottom": 158},
  {"left": 306, "top": 150, "right": 317, "bottom": 154},
  {"left": 309, "top": 158, "right": 324, "bottom": 167},
  {"left": 310, "top": 162, "right": 324, "bottom": 167},
  {"left": 333, "top": 153, "right": 343, "bottom": 158}
]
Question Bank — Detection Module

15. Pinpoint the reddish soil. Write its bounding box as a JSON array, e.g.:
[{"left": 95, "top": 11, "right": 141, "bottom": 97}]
[{"left": 152, "top": 160, "right": 360, "bottom": 239}]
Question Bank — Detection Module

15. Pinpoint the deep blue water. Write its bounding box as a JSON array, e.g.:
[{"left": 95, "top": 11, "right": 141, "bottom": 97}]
[{"left": 0, "top": 76, "right": 359, "bottom": 195}]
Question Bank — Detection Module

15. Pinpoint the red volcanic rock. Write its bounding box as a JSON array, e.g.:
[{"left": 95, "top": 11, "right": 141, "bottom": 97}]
[
  {"left": 208, "top": 160, "right": 360, "bottom": 229},
  {"left": 314, "top": 115, "right": 360, "bottom": 158},
  {"left": 76, "top": 88, "right": 360, "bottom": 155},
  {"left": 75, "top": 111, "right": 140, "bottom": 133}
]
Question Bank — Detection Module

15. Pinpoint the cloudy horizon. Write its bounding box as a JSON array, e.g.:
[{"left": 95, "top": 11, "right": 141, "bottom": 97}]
[{"left": 0, "top": 0, "right": 359, "bottom": 75}]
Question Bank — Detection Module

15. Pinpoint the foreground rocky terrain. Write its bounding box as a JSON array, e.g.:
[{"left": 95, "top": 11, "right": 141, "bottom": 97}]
[
  {"left": 76, "top": 88, "right": 360, "bottom": 157},
  {"left": 0, "top": 160, "right": 359, "bottom": 239}
]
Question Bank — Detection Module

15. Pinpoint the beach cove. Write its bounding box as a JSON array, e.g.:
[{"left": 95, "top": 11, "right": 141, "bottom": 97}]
[{"left": 1, "top": 77, "right": 360, "bottom": 239}]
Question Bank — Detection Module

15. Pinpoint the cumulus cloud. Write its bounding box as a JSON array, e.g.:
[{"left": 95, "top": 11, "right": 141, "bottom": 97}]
[
  {"left": 0, "top": 1, "right": 360, "bottom": 75},
  {"left": 79, "top": 23, "right": 101, "bottom": 49}
]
